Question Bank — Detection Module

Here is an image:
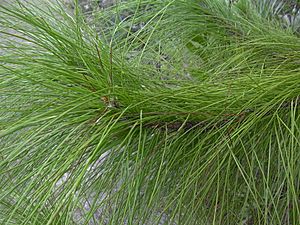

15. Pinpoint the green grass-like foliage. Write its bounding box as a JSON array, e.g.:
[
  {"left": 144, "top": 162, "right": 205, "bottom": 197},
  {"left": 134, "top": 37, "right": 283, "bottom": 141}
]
[{"left": 1, "top": 0, "right": 300, "bottom": 224}]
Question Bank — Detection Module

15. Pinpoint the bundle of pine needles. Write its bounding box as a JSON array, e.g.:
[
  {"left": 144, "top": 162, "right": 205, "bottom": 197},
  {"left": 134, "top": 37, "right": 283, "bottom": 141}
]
[{"left": 1, "top": 0, "right": 300, "bottom": 224}]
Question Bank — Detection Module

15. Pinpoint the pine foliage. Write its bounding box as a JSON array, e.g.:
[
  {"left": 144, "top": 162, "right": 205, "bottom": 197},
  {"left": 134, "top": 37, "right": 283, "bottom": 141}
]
[{"left": 1, "top": 0, "right": 300, "bottom": 224}]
